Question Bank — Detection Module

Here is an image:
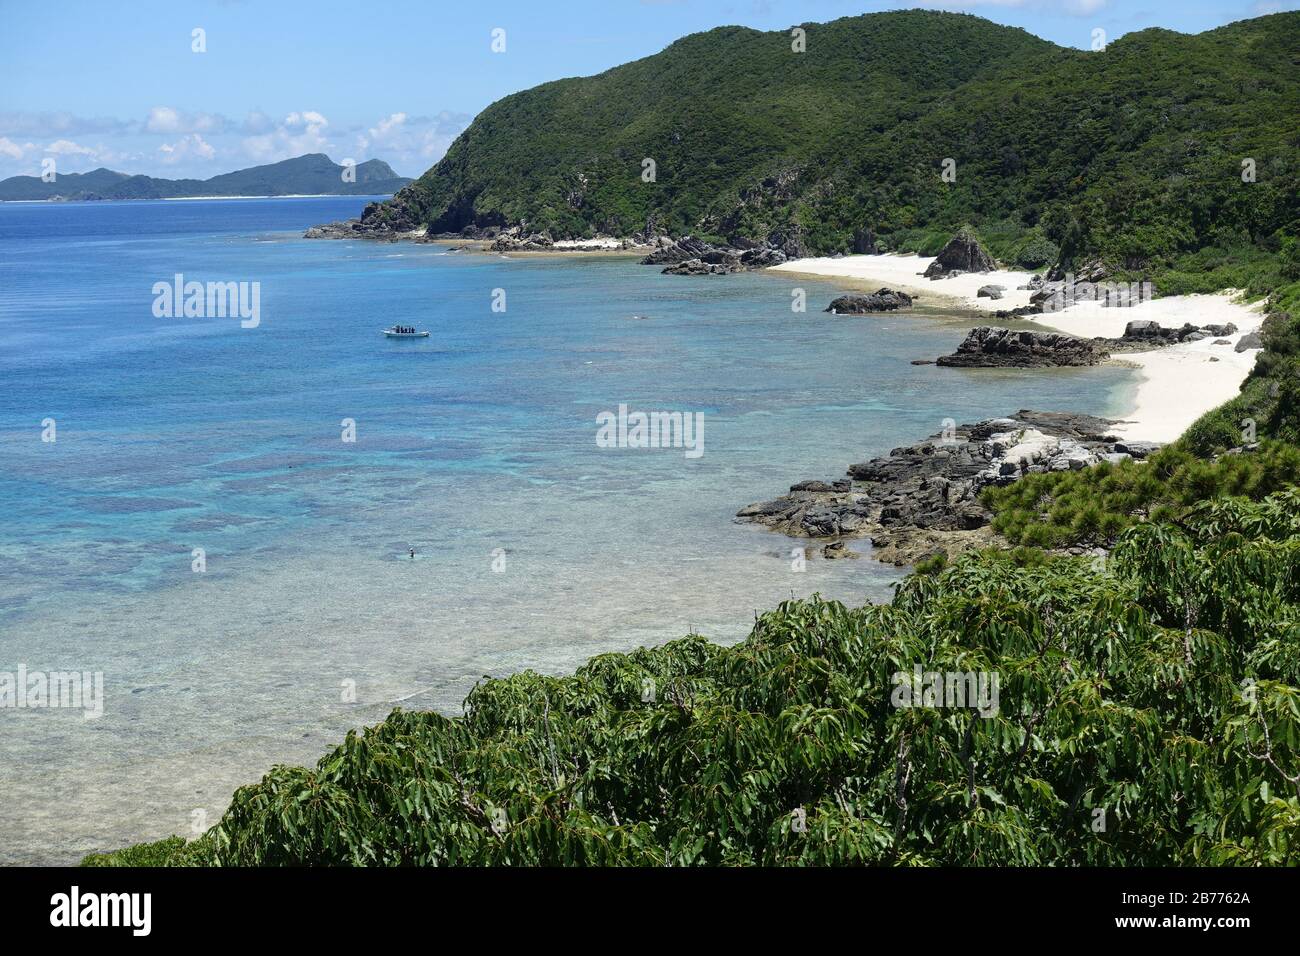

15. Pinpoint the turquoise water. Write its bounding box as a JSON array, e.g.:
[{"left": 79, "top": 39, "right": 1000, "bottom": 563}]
[{"left": 0, "top": 198, "right": 1134, "bottom": 863}]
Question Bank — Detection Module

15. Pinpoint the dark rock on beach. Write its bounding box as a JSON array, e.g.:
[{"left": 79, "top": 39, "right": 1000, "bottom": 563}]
[
  {"left": 936, "top": 327, "right": 1109, "bottom": 368},
  {"left": 737, "top": 410, "right": 1150, "bottom": 566},
  {"left": 923, "top": 228, "right": 996, "bottom": 279},
  {"left": 825, "top": 289, "right": 914, "bottom": 314},
  {"left": 1122, "top": 319, "right": 1237, "bottom": 343},
  {"left": 1236, "top": 330, "right": 1264, "bottom": 352}
]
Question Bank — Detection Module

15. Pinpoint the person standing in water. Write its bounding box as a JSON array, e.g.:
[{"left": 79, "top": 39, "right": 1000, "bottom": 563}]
[{"left": 408, "top": 547, "right": 415, "bottom": 560}]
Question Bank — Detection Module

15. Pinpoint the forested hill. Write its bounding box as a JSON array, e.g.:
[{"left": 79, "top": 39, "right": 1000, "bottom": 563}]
[{"left": 362, "top": 9, "right": 1300, "bottom": 297}]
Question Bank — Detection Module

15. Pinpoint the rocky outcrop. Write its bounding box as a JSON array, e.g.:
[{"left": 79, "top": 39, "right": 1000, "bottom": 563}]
[
  {"left": 490, "top": 228, "right": 555, "bottom": 251},
  {"left": 1046, "top": 257, "right": 1110, "bottom": 284},
  {"left": 739, "top": 246, "right": 788, "bottom": 269},
  {"left": 737, "top": 410, "right": 1148, "bottom": 566},
  {"left": 936, "top": 327, "right": 1109, "bottom": 367},
  {"left": 825, "top": 289, "right": 914, "bottom": 314},
  {"left": 305, "top": 198, "right": 426, "bottom": 241},
  {"left": 923, "top": 228, "right": 996, "bottom": 279},
  {"left": 644, "top": 235, "right": 788, "bottom": 275},
  {"left": 641, "top": 235, "right": 729, "bottom": 265},
  {"left": 662, "top": 258, "right": 741, "bottom": 276}
]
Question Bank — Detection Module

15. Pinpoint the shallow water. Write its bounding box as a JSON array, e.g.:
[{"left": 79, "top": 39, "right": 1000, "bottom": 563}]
[{"left": 0, "top": 198, "right": 1135, "bottom": 863}]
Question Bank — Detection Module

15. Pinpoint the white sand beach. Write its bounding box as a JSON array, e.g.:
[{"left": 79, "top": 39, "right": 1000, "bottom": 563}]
[{"left": 769, "top": 253, "right": 1266, "bottom": 444}]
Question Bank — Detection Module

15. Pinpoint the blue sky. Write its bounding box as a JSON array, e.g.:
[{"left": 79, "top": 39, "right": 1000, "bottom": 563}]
[{"left": 0, "top": 0, "right": 1293, "bottom": 180}]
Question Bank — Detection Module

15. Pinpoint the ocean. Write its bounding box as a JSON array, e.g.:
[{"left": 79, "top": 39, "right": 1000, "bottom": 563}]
[{"left": 0, "top": 197, "right": 1134, "bottom": 863}]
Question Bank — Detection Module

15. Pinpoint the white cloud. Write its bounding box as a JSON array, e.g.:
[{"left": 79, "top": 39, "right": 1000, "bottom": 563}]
[
  {"left": 146, "top": 106, "right": 182, "bottom": 133},
  {"left": 242, "top": 110, "right": 332, "bottom": 162},
  {"left": 0, "top": 137, "right": 35, "bottom": 161},
  {"left": 158, "top": 133, "right": 216, "bottom": 165},
  {"left": 285, "top": 110, "right": 328, "bottom": 129},
  {"left": 350, "top": 110, "right": 470, "bottom": 174},
  {"left": 145, "top": 106, "right": 227, "bottom": 135},
  {"left": 45, "top": 139, "right": 100, "bottom": 157}
]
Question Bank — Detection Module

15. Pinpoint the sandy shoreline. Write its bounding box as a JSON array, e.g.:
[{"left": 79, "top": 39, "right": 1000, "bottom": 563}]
[{"left": 769, "top": 253, "right": 1265, "bottom": 444}]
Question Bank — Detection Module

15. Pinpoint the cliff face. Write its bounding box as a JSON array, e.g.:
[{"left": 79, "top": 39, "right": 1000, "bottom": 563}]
[{"left": 332, "top": 10, "right": 1300, "bottom": 280}]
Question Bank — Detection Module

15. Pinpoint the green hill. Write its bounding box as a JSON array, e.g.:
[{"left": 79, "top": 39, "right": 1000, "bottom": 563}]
[
  {"left": 0, "top": 153, "right": 410, "bottom": 201},
  {"left": 363, "top": 9, "right": 1299, "bottom": 300}
]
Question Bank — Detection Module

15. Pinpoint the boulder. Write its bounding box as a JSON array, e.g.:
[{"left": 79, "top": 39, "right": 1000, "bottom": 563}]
[
  {"left": 1235, "top": 331, "right": 1264, "bottom": 352},
  {"left": 1124, "top": 319, "right": 1163, "bottom": 339},
  {"left": 977, "top": 285, "right": 1006, "bottom": 300},
  {"left": 1113, "top": 441, "right": 1162, "bottom": 459},
  {"left": 825, "top": 289, "right": 914, "bottom": 314},
  {"left": 923, "top": 228, "right": 996, "bottom": 279}
]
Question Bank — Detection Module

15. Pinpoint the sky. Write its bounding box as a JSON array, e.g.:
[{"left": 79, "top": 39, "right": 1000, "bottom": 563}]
[{"left": 0, "top": 0, "right": 1293, "bottom": 181}]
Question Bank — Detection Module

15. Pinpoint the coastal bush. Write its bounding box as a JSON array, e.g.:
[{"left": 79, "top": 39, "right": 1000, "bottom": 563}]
[
  {"left": 983, "top": 441, "right": 1300, "bottom": 549},
  {"left": 1182, "top": 305, "right": 1300, "bottom": 457},
  {"left": 88, "top": 497, "right": 1300, "bottom": 867}
]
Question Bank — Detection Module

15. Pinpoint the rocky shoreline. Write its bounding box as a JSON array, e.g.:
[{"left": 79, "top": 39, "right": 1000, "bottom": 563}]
[
  {"left": 305, "top": 211, "right": 1243, "bottom": 570},
  {"left": 931, "top": 319, "right": 1243, "bottom": 368},
  {"left": 736, "top": 410, "right": 1160, "bottom": 566}
]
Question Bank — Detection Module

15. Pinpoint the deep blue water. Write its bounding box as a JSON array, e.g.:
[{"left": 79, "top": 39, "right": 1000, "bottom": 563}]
[{"left": 0, "top": 197, "right": 1134, "bottom": 862}]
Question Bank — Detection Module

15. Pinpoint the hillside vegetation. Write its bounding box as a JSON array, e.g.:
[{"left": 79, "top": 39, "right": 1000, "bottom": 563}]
[{"left": 369, "top": 10, "right": 1299, "bottom": 302}]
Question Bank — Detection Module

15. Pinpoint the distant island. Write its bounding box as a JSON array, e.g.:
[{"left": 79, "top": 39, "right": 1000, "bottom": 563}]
[{"left": 0, "top": 153, "right": 411, "bottom": 202}]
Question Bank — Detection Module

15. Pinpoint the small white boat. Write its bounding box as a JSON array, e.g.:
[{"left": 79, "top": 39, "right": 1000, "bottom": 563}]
[{"left": 383, "top": 327, "right": 430, "bottom": 338}]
